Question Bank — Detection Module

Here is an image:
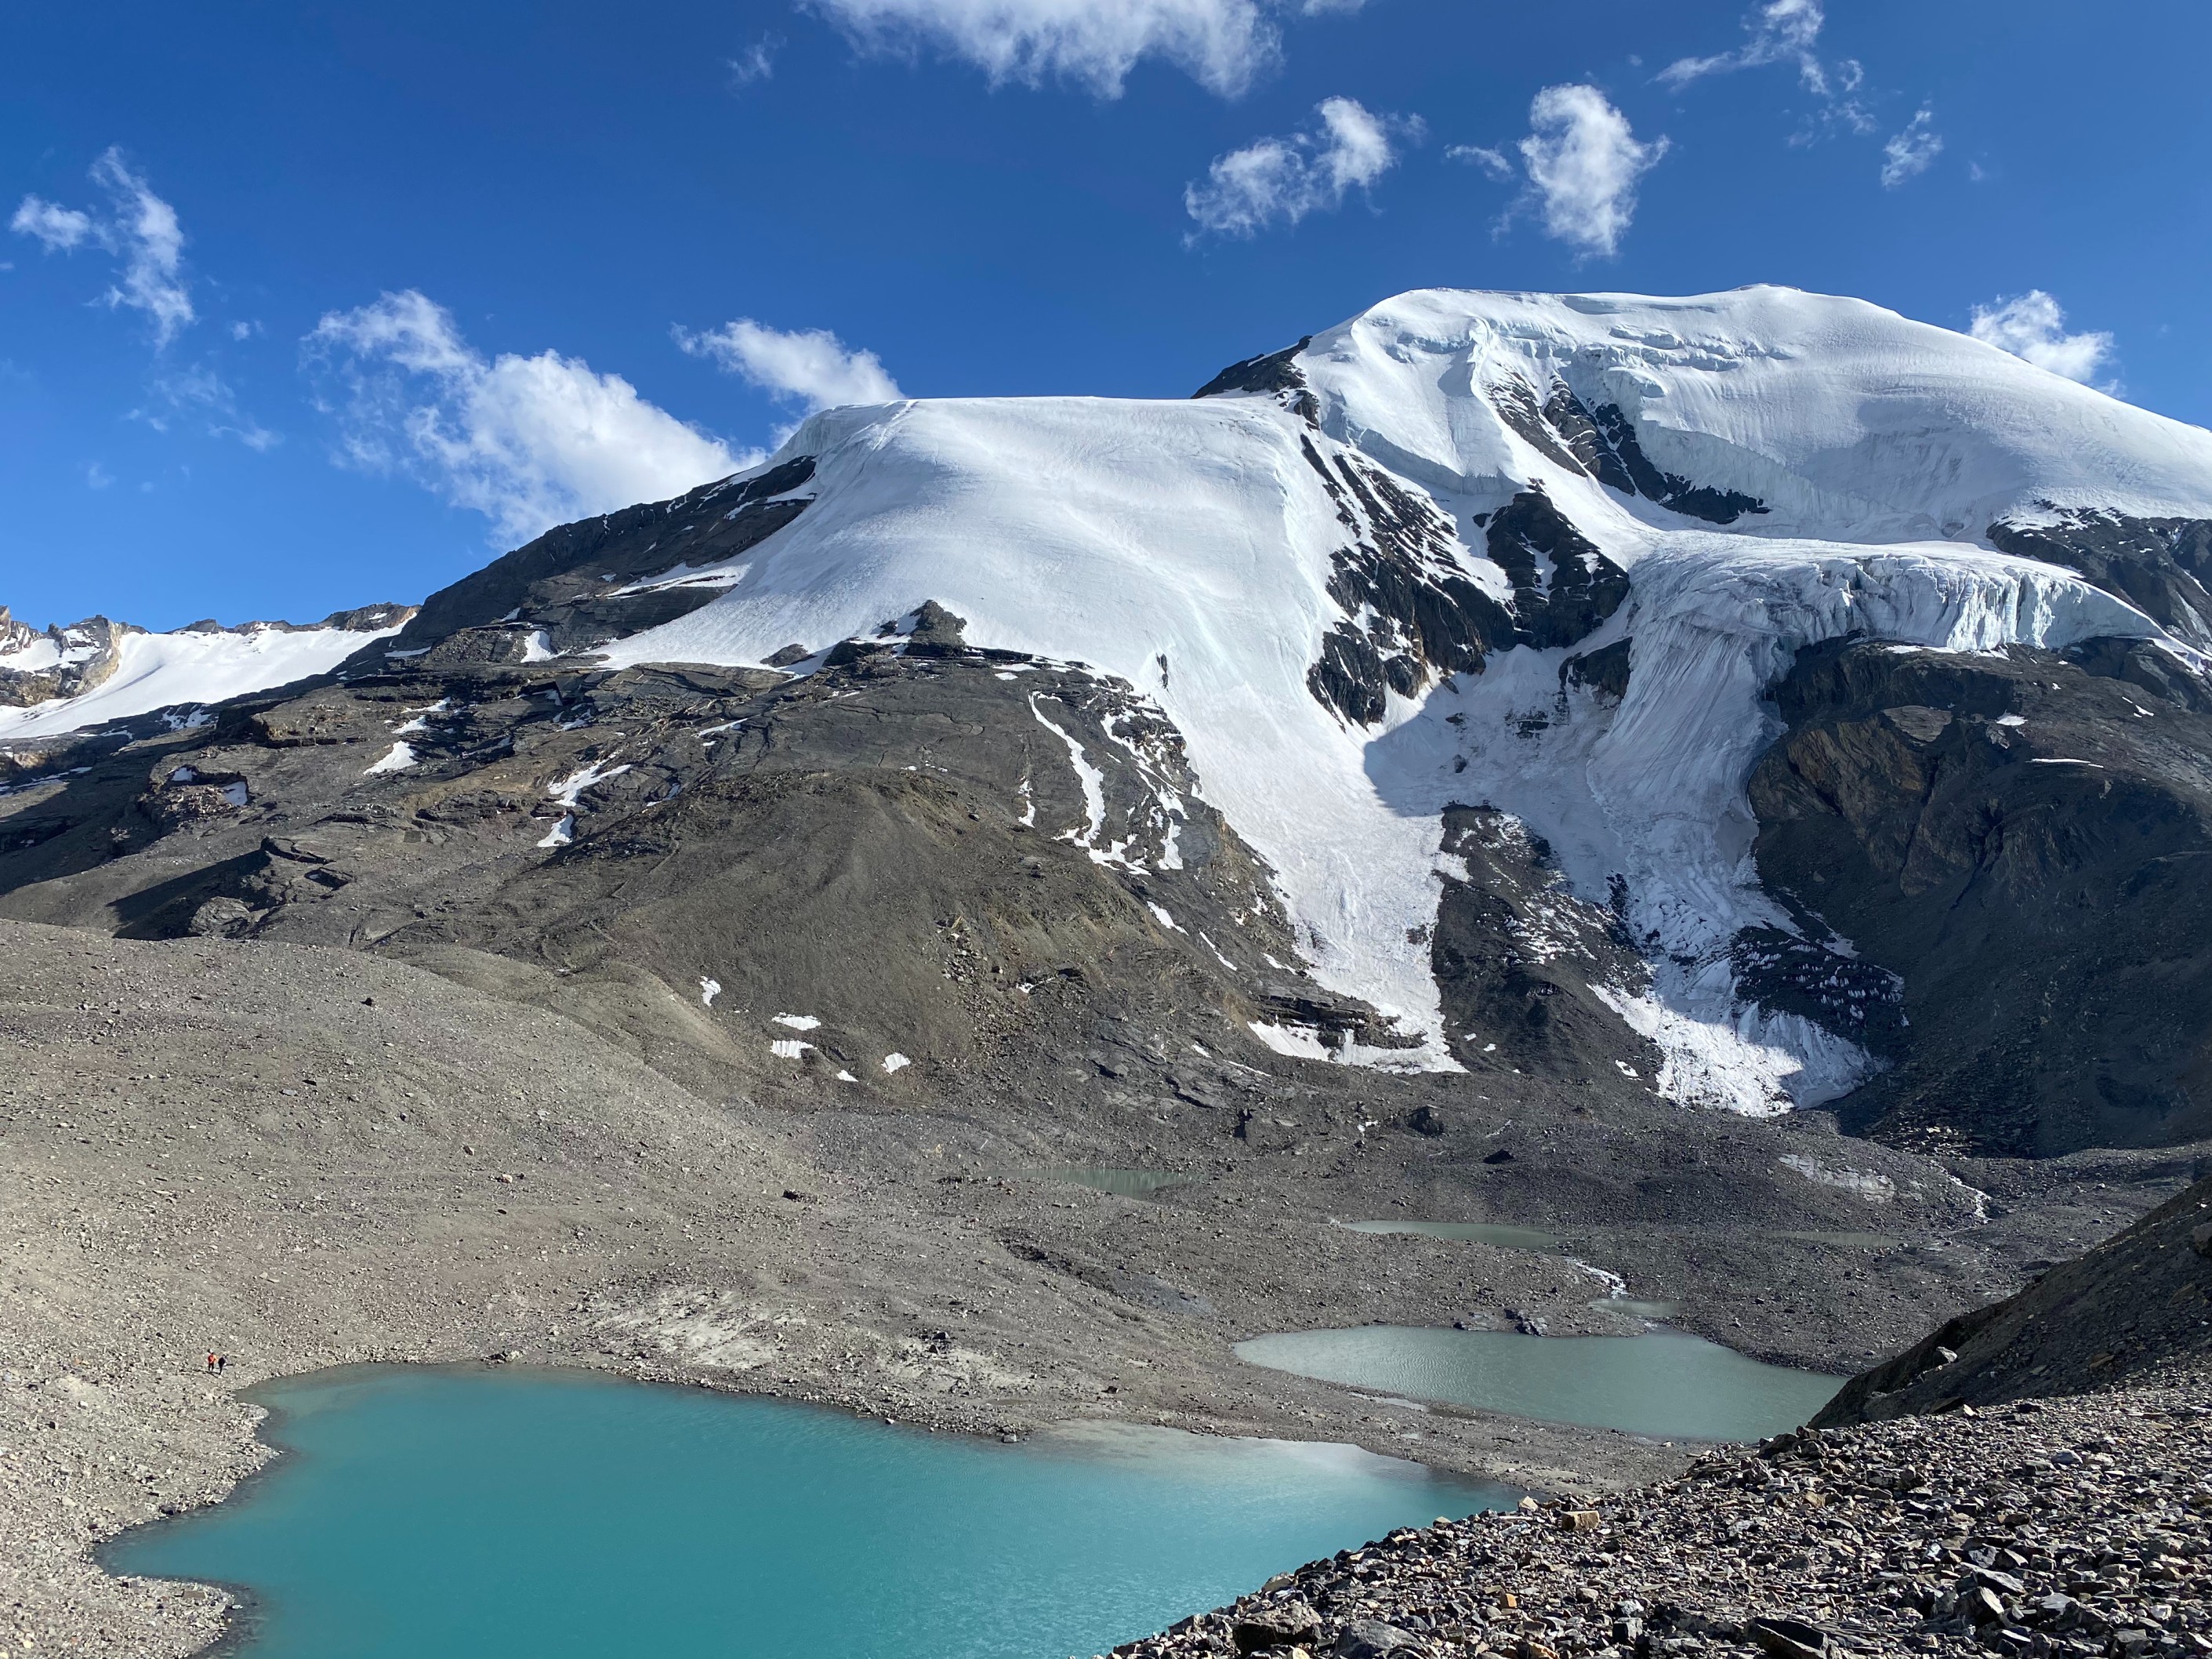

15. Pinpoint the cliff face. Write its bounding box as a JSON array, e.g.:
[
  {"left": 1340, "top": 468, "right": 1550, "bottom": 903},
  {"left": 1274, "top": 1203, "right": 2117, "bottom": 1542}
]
[{"left": 1749, "top": 637, "right": 2212, "bottom": 1156}]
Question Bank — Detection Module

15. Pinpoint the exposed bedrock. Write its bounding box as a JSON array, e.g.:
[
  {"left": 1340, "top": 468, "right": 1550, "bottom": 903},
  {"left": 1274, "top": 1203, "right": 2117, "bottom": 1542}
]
[
  {"left": 346, "top": 457, "right": 818, "bottom": 670},
  {"left": 1429, "top": 805, "right": 1660, "bottom": 1083},
  {"left": 1299, "top": 437, "right": 1630, "bottom": 730},
  {"left": 1748, "top": 635, "right": 2212, "bottom": 1156}
]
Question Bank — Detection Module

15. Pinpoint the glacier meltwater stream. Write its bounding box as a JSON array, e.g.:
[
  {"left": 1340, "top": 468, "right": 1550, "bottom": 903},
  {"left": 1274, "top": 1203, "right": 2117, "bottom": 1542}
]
[{"left": 108, "top": 1366, "right": 1512, "bottom": 1659}]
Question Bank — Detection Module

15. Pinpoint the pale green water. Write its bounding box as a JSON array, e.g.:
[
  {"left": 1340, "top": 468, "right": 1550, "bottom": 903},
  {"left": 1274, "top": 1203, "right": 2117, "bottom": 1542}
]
[
  {"left": 111, "top": 1367, "right": 1510, "bottom": 1659},
  {"left": 1332, "top": 1219, "right": 1561, "bottom": 1251},
  {"left": 1022, "top": 1167, "right": 1189, "bottom": 1198},
  {"left": 1235, "top": 1327, "right": 1842, "bottom": 1442}
]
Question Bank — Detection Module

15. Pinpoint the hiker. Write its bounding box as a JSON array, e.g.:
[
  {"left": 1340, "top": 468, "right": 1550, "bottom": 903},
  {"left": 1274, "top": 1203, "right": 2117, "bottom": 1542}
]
[{"left": 205, "top": 1352, "right": 218, "bottom": 1373}]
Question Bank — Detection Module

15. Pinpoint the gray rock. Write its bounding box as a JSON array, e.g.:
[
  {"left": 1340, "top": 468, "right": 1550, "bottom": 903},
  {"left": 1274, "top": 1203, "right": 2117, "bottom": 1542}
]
[
  {"left": 1230, "top": 1600, "right": 1321, "bottom": 1654},
  {"left": 1330, "top": 1620, "right": 1422, "bottom": 1659},
  {"left": 186, "top": 897, "right": 254, "bottom": 938}
]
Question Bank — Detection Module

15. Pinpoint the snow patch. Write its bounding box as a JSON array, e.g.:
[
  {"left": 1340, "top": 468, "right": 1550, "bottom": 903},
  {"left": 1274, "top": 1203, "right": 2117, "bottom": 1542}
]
[
  {"left": 770, "top": 1039, "right": 813, "bottom": 1060},
  {"left": 881, "top": 1052, "right": 911, "bottom": 1074},
  {"left": 363, "top": 742, "right": 417, "bottom": 775},
  {"left": 700, "top": 977, "right": 722, "bottom": 1007},
  {"left": 772, "top": 1013, "right": 821, "bottom": 1030},
  {"left": 536, "top": 813, "right": 575, "bottom": 848},
  {"left": 547, "top": 760, "right": 632, "bottom": 808}
]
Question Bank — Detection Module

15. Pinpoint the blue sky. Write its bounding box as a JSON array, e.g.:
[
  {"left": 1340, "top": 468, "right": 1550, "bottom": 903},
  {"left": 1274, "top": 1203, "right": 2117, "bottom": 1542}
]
[{"left": 2, "top": 0, "right": 2207, "bottom": 630}]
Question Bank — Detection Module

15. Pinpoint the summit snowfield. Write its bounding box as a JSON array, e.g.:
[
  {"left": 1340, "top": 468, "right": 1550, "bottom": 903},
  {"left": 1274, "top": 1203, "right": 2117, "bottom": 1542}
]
[{"left": 586, "top": 286, "right": 2212, "bottom": 1113}]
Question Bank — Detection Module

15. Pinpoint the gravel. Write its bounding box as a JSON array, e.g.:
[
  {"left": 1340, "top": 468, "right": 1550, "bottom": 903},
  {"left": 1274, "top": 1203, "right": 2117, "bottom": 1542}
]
[{"left": 1117, "top": 1374, "right": 2212, "bottom": 1659}]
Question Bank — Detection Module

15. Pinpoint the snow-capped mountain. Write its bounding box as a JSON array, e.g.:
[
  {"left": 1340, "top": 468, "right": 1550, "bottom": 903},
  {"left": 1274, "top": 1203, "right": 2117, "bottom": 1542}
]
[
  {"left": 0, "top": 605, "right": 412, "bottom": 744},
  {"left": 12, "top": 285, "right": 2212, "bottom": 1151},
  {"left": 541, "top": 286, "right": 2209, "bottom": 1114}
]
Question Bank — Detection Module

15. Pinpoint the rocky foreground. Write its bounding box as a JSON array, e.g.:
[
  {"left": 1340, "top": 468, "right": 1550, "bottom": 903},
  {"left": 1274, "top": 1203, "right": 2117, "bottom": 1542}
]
[{"left": 1120, "top": 1374, "right": 2211, "bottom": 1659}]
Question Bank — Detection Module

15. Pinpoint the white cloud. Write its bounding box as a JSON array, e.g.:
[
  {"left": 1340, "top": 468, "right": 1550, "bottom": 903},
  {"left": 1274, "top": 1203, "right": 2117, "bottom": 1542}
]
[
  {"left": 1969, "top": 291, "right": 2114, "bottom": 385},
  {"left": 805, "top": 0, "right": 1362, "bottom": 97},
  {"left": 9, "top": 198, "right": 94, "bottom": 252},
  {"left": 309, "top": 290, "right": 749, "bottom": 543},
  {"left": 1657, "top": 1, "right": 1870, "bottom": 134},
  {"left": 1445, "top": 143, "right": 1516, "bottom": 182},
  {"left": 1880, "top": 108, "right": 1942, "bottom": 187},
  {"left": 1185, "top": 96, "right": 1416, "bottom": 237},
  {"left": 1660, "top": 0, "right": 1826, "bottom": 89},
  {"left": 85, "top": 461, "right": 114, "bottom": 491},
  {"left": 8, "top": 149, "right": 195, "bottom": 346},
  {"left": 1513, "top": 85, "right": 1667, "bottom": 258},
  {"left": 676, "top": 319, "right": 902, "bottom": 411}
]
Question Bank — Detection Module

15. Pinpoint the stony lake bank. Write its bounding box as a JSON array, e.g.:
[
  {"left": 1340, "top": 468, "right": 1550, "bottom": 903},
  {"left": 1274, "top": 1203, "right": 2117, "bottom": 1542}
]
[{"left": 1122, "top": 1375, "right": 2212, "bottom": 1659}]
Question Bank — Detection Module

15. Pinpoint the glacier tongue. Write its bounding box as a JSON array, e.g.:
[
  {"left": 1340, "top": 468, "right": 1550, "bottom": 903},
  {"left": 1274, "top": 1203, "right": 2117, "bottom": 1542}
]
[{"left": 1379, "top": 540, "right": 2164, "bottom": 1112}]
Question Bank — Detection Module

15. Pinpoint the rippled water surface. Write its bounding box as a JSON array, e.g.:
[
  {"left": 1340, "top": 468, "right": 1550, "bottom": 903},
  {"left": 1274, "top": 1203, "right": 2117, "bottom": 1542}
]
[
  {"left": 112, "top": 1367, "right": 1512, "bottom": 1659},
  {"left": 1235, "top": 1327, "right": 1842, "bottom": 1442}
]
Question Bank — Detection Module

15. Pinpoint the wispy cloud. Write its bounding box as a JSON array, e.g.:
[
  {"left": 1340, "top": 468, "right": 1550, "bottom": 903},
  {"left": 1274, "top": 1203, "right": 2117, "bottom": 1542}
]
[
  {"left": 1445, "top": 143, "right": 1516, "bottom": 182},
  {"left": 1184, "top": 96, "right": 1416, "bottom": 237},
  {"left": 143, "top": 365, "right": 281, "bottom": 452},
  {"left": 309, "top": 290, "right": 749, "bottom": 543},
  {"left": 9, "top": 148, "right": 195, "bottom": 346},
  {"left": 1510, "top": 85, "right": 1667, "bottom": 258},
  {"left": 730, "top": 33, "right": 785, "bottom": 85},
  {"left": 1658, "top": 1, "right": 1871, "bottom": 135},
  {"left": 676, "top": 318, "right": 902, "bottom": 412},
  {"left": 1879, "top": 108, "right": 1942, "bottom": 187},
  {"left": 1969, "top": 291, "right": 2113, "bottom": 385},
  {"left": 804, "top": 0, "right": 1364, "bottom": 98},
  {"left": 1661, "top": 0, "right": 1826, "bottom": 89}
]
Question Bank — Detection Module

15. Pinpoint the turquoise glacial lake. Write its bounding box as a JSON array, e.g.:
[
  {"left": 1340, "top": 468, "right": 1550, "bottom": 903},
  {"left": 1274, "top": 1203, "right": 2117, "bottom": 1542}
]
[
  {"left": 111, "top": 1366, "right": 1512, "bottom": 1659},
  {"left": 1235, "top": 1326, "right": 1842, "bottom": 1443}
]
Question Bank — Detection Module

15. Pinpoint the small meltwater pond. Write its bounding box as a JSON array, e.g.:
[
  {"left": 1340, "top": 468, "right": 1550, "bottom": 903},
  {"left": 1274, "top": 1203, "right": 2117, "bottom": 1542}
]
[
  {"left": 111, "top": 1367, "right": 1512, "bottom": 1659},
  {"left": 1235, "top": 1327, "right": 1843, "bottom": 1443}
]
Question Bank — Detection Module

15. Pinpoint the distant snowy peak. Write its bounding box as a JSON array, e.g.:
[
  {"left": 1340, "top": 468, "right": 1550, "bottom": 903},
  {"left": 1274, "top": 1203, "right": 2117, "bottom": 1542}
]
[
  {"left": 1207, "top": 286, "right": 2212, "bottom": 543},
  {"left": 0, "top": 604, "right": 413, "bottom": 746}
]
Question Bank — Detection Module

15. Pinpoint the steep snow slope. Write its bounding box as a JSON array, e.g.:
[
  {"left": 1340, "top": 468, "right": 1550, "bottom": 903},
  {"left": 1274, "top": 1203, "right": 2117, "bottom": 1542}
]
[
  {"left": 0, "top": 619, "right": 405, "bottom": 743},
  {"left": 597, "top": 287, "right": 2211, "bottom": 1111}
]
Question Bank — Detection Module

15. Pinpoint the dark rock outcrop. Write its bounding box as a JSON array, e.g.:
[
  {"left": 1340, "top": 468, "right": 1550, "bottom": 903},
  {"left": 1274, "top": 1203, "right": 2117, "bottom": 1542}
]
[
  {"left": 1299, "top": 439, "right": 1516, "bottom": 726},
  {"left": 1815, "top": 1172, "right": 2212, "bottom": 1421},
  {"left": 1749, "top": 637, "right": 2212, "bottom": 1155},
  {"left": 352, "top": 458, "right": 817, "bottom": 669},
  {"left": 1193, "top": 337, "right": 1313, "bottom": 401}
]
